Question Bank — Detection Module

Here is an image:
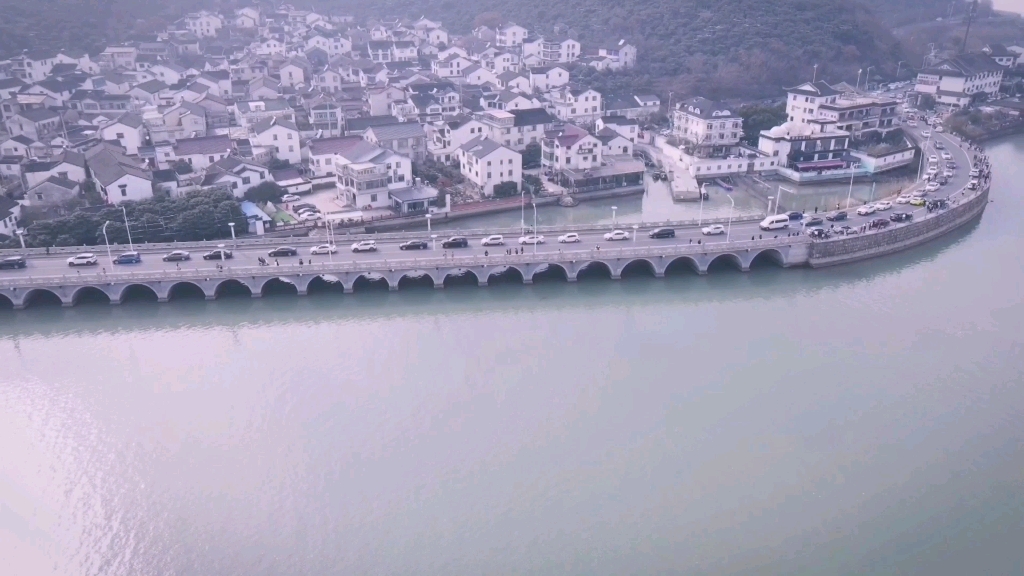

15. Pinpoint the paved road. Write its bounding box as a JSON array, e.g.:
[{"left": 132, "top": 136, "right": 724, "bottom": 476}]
[{"left": 1, "top": 125, "right": 974, "bottom": 280}]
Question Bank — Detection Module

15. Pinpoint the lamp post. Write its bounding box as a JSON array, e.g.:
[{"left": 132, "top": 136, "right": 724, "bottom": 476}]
[
  {"left": 698, "top": 183, "right": 706, "bottom": 226},
  {"left": 726, "top": 194, "right": 735, "bottom": 242},
  {"left": 812, "top": 63, "right": 818, "bottom": 83},
  {"left": 776, "top": 185, "right": 794, "bottom": 215},
  {"left": 611, "top": 205, "right": 618, "bottom": 227},
  {"left": 101, "top": 221, "right": 114, "bottom": 268},
  {"left": 846, "top": 163, "right": 856, "bottom": 210},
  {"left": 431, "top": 234, "right": 437, "bottom": 251},
  {"left": 121, "top": 206, "right": 134, "bottom": 252},
  {"left": 865, "top": 66, "right": 875, "bottom": 90},
  {"left": 228, "top": 222, "right": 236, "bottom": 251},
  {"left": 767, "top": 195, "right": 774, "bottom": 215},
  {"left": 856, "top": 68, "right": 863, "bottom": 91},
  {"left": 426, "top": 213, "right": 432, "bottom": 233},
  {"left": 631, "top": 224, "right": 638, "bottom": 245},
  {"left": 896, "top": 60, "right": 907, "bottom": 79},
  {"left": 520, "top": 187, "right": 525, "bottom": 235},
  {"left": 15, "top": 229, "right": 25, "bottom": 250}
]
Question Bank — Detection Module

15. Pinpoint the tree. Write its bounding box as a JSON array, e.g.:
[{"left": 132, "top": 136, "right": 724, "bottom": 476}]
[
  {"left": 172, "top": 160, "right": 193, "bottom": 175},
  {"left": 739, "top": 103, "right": 787, "bottom": 145},
  {"left": 244, "top": 182, "right": 285, "bottom": 204},
  {"left": 919, "top": 94, "right": 936, "bottom": 111},
  {"left": 267, "top": 158, "right": 291, "bottom": 170},
  {"left": 523, "top": 143, "right": 542, "bottom": 169},
  {"left": 492, "top": 181, "right": 518, "bottom": 198},
  {"left": 473, "top": 11, "right": 502, "bottom": 29}
]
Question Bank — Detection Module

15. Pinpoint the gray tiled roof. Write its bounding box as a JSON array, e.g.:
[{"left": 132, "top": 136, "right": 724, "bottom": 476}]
[
  {"left": 173, "top": 135, "right": 233, "bottom": 156},
  {"left": 459, "top": 136, "right": 505, "bottom": 159},
  {"left": 365, "top": 122, "right": 425, "bottom": 141}
]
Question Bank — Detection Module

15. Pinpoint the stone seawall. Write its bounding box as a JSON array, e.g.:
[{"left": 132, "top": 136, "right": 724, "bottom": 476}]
[{"left": 808, "top": 186, "right": 989, "bottom": 267}]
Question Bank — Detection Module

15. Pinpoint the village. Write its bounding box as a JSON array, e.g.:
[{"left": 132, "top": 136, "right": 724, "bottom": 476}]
[{"left": 0, "top": 4, "right": 1016, "bottom": 240}]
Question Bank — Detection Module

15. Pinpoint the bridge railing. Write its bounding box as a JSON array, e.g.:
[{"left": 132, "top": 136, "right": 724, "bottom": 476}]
[{"left": 0, "top": 237, "right": 804, "bottom": 289}]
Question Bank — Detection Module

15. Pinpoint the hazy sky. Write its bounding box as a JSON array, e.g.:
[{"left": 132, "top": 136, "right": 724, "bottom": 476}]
[{"left": 993, "top": 0, "right": 1024, "bottom": 14}]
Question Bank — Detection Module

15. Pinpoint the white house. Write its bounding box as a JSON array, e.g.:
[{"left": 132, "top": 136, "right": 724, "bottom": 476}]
[
  {"left": 914, "top": 52, "right": 1005, "bottom": 108},
  {"left": 333, "top": 139, "right": 413, "bottom": 209},
  {"left": 427, "top": 115, "right": 488, "bottom": 162},
  {"left": 172, "top": 134, "right": 233, "bottom": 171},
  {"left": 541, "top": 123, "right": 603, "bottom": 172},
  {"left": 201, "top": 156, "right": 270, "bottom": 197},
  {"left": 672, "top": 97, "right": 744, "bottom": 155},
  {"left": 596, "top": 127, "right": 633, "bottom": 157},
  {"left": 785, "top": 81, "right": 842, "bottom": 124},
  {"left": 100, "top": 112, "right": 146, "bottom": 155},
  {"left": 549, "top": 87, "right": 603, "bottom": 124},
  {"left": 496, "top": 24, "right": 529, "bottom": 47},
  {"left": 251, "top": 117, "right": 301, "bottom": 165},
  {"left": 523, "top": 36, "right": 580, "bottom": 64},
  {"left": 458, "top": 137, "right": 522, "bottom": 197},
  {"left": 85, "top": 144, "right": 153, "bottom": 204},
  {"left": 529, "top": 66, "right": 569, "bottom": 92},
  {"left": 596, "top": 115, "right": 639, "bottom": 143}
]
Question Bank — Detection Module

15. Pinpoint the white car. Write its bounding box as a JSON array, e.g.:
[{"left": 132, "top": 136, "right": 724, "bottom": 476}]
[
  {"left": 300, "top": 213, "right": 322, "bottom": 222},
  {"left": 896, "top": 194, "right": 912, "bottom": 204},
  {"left": 281, "top": 194, "right": 301, "bottom": 202},
  {"left": 906, "top": 119, "right": 917, "bottom": 127},
  {"left": 921, "top": 130, "right": 932, "bottom": 138},
  {"left": 935, "top": 125, "right": 944, "bottom": 132},
  {"left": 701, "top": 224, "right": 726, "bottom": 235},
  {"left": 941, "top": 151, "right": 952, "bottom": 160},
  {"left": 310, "top": 244, "right": 337, "bottom": 255},
  {"left": 481, "top": 235, "right": 504, "bottom": 246},
  {"left": 928, "top": 155, "right": 938, "bottom": 164},
  {"left": 873, "top": 201, "right": 893, "bottom": 211},
  {"left": 351, "top": 240, "right": 377, "bottom": 252},
  {"left": 943, "top": 169, "right": 954, "bottom": 178},
  {"left": 67, "top": 253, "right": 98, "bottom": 266},
  {"left": 604, "top": 229, "right": 630, "bottom": 241},
  {"left": 558, "top": 233, "right": 581, "bottom": 243},
  {"left": 926, "top": 167, "right": 939, "bottom": 177},
  {"left": 969, "top": 168, "right": 980, "bottom": 177},
  {"left": 925, "top": 182, "right": 941, "bottom": 192},
  {"left": 518, "top": 235, "right": 545, "bottom": 245},
  {"left": 856, "top": 204, "right": 876, "bottom": 216}
]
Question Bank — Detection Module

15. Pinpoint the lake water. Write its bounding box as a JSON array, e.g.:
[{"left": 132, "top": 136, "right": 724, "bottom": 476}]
[{"left": 2, "top": 138, "right": 1023, "bottom": 575}]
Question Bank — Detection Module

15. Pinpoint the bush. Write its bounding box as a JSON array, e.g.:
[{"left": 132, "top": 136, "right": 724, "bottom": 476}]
[
  {"left": 523, "top": 143, "right": 542, "bottom": 169},
  {"left": 244, "top": 181, "right": 285, "bottom": 204},
  {"left": 492, "top": 181, "right": 519, "bottom": 198}
]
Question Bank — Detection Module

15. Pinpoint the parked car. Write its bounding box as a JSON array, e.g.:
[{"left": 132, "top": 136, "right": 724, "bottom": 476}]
[
  {"left": 969, "top": 168, "right": 981, "bottom": 178},
  {"left": 943, "top": 169, "right": 954, "bottom": 178},
  {"left": 442, "top": 236, "right": 469, "bottom": 249},
  {"left": 837, "top": 226, "right": 859, "bottom": 236},
  {"left": 113, "top": 251, "right": 142, "bottom": 264},
  {"left": 281, "top": 194, "right": 301, "bottom": 202},
  {"left": 701, "top": 224, "right": 726, "bottom": 235},
  {"left": 934, "top": 141, "right": 944, "bottom": 149},
  {"left": 890, "top": 212, "right": 913, "bottom": 222},
  {"left": 946, "top": 161, "right": 957, "bottom": 169},
  {"left": 310, "top": 244, "right": 337, "bottom": 255},
  {"left": 910, "top": 197, "right": 927, "bottom": 206},
  {"left": 518, "top": 235, "right": 545, "bottom": 245},
  {"left": 804, "top": 216, "right": 824, "bottom": 226},
  {"left": 967, "top": 179, "right": 979, "bottom": 190},
  {"left": 268, "top": 246, "right": 298, "bottom": 257},
  {"left": 873, "top": 200, "right": 893, "bottom": 211},
  {"left": 162, "top": 250, "right": 191, "bottom": 262},
  {"left": 300, "top": 213, "right": 322, "bottom": 222},
  {"left": 558, "top": 233, "right": 581, "bottom": 243},
  {"left": 856, "top": 204, "right": 876, "bottom": 216},
  {"left": 759, "top": 214, "right": 790, "bottom": 230},
  {"left": 825, "top": 211, "right": 848, "bottom": 222},
  {"left": 351, "top": 240, "right": 377, "bottom": 252},
  {"left": 870, "top": 218, "right": 890, "bottom": 229},
  {"left": 292, "top": 203, "right": 316, "bottom": 211},
  {"left": 67, "top": 253, "right": 99, "bottom": 266},
  {"left": 399, "top": 240, "right": 428, "bottom": 250},
  {"left": 481, "top": 235, "right": 505, "bottom": 246},
  {"left": 906, "top": 119, "right": 917, "bottom": 127},
  {"left": 0, "top": 255, "right": 27, "bottom": 269},
  {"left": 603, "top": 229, "right": 630, "bottom": 241},
  {"left": 941, "top": 151, "right": 952, "bottom": 160},
  {"left": 786, "top": 211, "right": 804, "bottom": 221},
  {"left": 925, "top": 182, "right": 941, "bottom": 193},
  {"left": 928, "top": 155, "right": 938, "bottom": 164},
  {"left": 921, "top": 130, "right": 932, "bottom": 138},
  {"left": 806, "top": 228, "right": 829, "bottom": 239},
  {"left": 934, "top": 125, "right": 944, "bottom": 132},
  {"left": 202, "top": 249, "right": 233, "bottom": 260},
  {"left": 896, "top": 195, "right": 912, "bottom": 204},
  {"left": 648, "top": 227, "right": 675, "bottom": 239}
]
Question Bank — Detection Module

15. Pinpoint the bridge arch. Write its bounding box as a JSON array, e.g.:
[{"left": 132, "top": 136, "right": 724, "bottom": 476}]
[
  {"left": 22, "top": 288, "right": 63, "bottom": 308},
  {"left": 707, "top": 253, "right": 745, "bottom": 272},
  {"left": 166, "top": 281, "right": 207, "bottom": 301},
  {"left": 750, "top": 248, "right": 786, "bottom": 268},
  {"left": 119, "top": 283, "right": 159, "bottom": 303},
  {"left": 397, "top": 270, "right": 436, "bottom": 290},
  {"left": 216, "top": 278, "right": 254, "bottom": 298},
  {"left": 442, "top": 268, "right": 480, "bottom": 287},
  {"left": 531, "top": 263, "right": 569, "bottom": 283},
  {"left": 575, "top": 260, "right": 613, "bottom": 280},
  {"left": 619, "top": 258, "right": 657, "bottom": 278},
  {"left": 352, "top": 273, "right": 390, "bottom": 292},
  {"left": 71, "top": 285, "right": 111, "bottom": 306},
  {"left": 487, "top": 265, "right": 525, "bottom": 285},
  {"left": 305, "top": 274, "right": 345, "bottom": 295},
  {"left": 665, "top": 255, "right": 701, "bottom": 275},
  {"left": 259, "top": 277, "right": 299, "bottom": 296},
  {"left": 0, "top": 293, "right": 13, "bottom": 310}
]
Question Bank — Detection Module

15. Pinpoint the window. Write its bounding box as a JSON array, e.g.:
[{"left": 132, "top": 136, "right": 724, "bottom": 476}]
[
  {"left": 36, "top": 193, "right": 43, "bottom": 201},
  {"left": 487, "top": 172, "right": 492, "bottom": 178},
  {"left": 116, "top": 132, "right": 125, "bottom": 139},
  {"left": 370, "top": 193, "right": 377, "bottom": 202},
  {"left": 242, "top": 176, "right": 251, "bottom": 185},
  {"left": 273, "top": 134, "right": 278, "bottom": 141},
  {"left": 119, "top": 185, "right": 128, "bottom": 197},
  {"left": 287, "top": 133, "right": 293, "bottom": 139},
  {"left": 288, "top": 145, "right": 294, "bottom": 152}
]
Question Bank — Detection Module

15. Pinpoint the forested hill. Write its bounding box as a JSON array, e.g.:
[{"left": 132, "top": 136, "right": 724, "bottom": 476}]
[{"left": 2, "top": 0, "right": 915, "bottom": 99}]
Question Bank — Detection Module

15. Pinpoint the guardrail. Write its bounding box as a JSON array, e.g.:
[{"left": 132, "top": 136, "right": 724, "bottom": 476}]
[
  {"left": 0, "top": 214, "right": 769, "bottom": 258},
  {"left": 0, "top": 237, "right": 803, "bottom": 290}
]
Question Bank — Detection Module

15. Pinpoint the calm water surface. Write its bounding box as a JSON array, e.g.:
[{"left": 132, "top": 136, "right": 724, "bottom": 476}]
[{"left": 2, "top": 139, "right": 1024, "bottom": 575}]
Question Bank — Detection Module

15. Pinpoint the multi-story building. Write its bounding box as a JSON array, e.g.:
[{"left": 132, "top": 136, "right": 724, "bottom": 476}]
[
  {"left": 458, "top": 137, "right": 522, "bottom": 197},
  {"left": 785, "top": 81, "right": 842, "bottom": 124},
  {"left": 496, "top": 24, "right": 528, "bottom": 47},
  {"left": 523, "top": 36, "right": 581, "bottom": 64},
  {"left": 671, "top": 97, "right": 743, "bottom": 157},
  {"left": 548, "top": 87, "right": 602, "bottom": 124},
  {"left": 310, "top": 103, "right": 343, "bottom": 137},
  {"left": 362, "top": 123, "right": 427, "bottom": 162},
  {"left": 326, "top": 138, "right": 412, "bottom": 209},
  {"left": 427, "top": 115, "right": 488, "bottom": 163},
  {"left": 477, "top": 108, "right": 557, "bottom": 151},
  {"left": 914, "top": 52, "right": 1005, "bottom": 108},
  {"left": 815, "top": 95, "right": 899, "bottom": 136},
  {"left": 541, "top": 123, "right": 603, "bottom": 172},
  {"left": 757, "top": 120, "right": 851, "bottom": 173}
]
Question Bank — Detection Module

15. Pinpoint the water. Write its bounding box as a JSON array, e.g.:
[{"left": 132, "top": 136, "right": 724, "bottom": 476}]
[{"left": 1, "top": 139, "right": 1023, "bottom": 575}]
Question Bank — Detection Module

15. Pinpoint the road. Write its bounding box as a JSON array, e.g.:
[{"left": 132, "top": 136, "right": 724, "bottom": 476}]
[{"left": 1, "top": 124, "right": 974, "bottom": 280}]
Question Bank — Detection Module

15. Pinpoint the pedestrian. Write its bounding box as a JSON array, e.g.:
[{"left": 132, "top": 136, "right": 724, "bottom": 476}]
[
  {"left": 697, "top": 239, "right": 701, "bottom": 245},
  {"left": 299, "top": 258, "right": 304, "bottom": 266},
  {"left": 814, "top": 206, "right": 818, "bottom": 214},
  {"left": 45, "top": 246, "right": 50, "bottom": 255},
  {"left": 484, "top": 250, "right": 488, "bottom": 257},
  {"left": 275, "top": 259, "right": 279, "bottom": 266},
  {"left": 751, "top": 235, "right": 755, "bottom": 241},
  {"left": 688, "top": 238, "right": 692, "bottom": 244},
  {"left": 759, "top": 234, "right": 762, "bottom": 240}
]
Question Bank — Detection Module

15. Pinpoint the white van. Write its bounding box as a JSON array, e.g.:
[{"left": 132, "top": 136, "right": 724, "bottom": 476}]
[{"left": 759, "top": 214, "right": 790, "bottom": 231}]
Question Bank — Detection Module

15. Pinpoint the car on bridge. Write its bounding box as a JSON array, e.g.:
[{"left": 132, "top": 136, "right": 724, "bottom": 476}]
[
  {"left": 558, "top": 233, "right": 581, "bottom": 243},
  {"left": 825, "top": 211, "right": 848, "bottom": 222},
  {"left": 896, "top": 194, "right": 912, "bottom": 204},
  {"left": 910, "top": 197, "right": 926, "bottom": 206},
  {"left": 113, "top": 251, "right": 142, "bottom": 264},
  {"left": 837, "top": 226, "right": 859, "bottom": 236},
  {"left": 481, "top": 235, "right": 505, "bottom": 246},
  {"left": 890, "top": 212, "right": 913, "bottom": 222},
  {"left": 310, "top": 244, "right": 337, "bottom": 255},
  {"left": 268, "top": 246, "right": 298, "bottom": 257},
  {"left": 786, "top": 211, "right": 804, "bottom": 221},
  {"left": 804, "top": 216, "right": 824, "bottom": 227},
  {"left": 162, "top": 250, "right": 191, "bottom": 262},
  {"left": 604, "top": 230, "right": 630, "bottom": 241},
  {"left": 925, "top": 182, "right": 941, "bottom": 193},
  {"left": 0, "top": 255, "right": 27, "bottom": 269},
  {"left": 856, "top": 204, "right": 876, "bottom": 216},
  {"left": 806, "top": 228, "right": 829, "bottom": 239},
  {"left": 442, "top": 236, "right": 469, "bottom": 249},
  {"left": 869, "top": 218, "right": 890, "bottom": 230},
  {"left": 519, "top": 235, "right": 545, "bottom": 245},
  {"left": 351, "top": 240, "right": 377, "bottom": 253},
  {"left": 701, "top": 224, "right": 725, "bottom": 235},
  {"left": 202, "top": 249, "right": 233, "bottom": 260},
  {"left": 648, "top": 227, "right": 676, "bottom": 239},
  {"left": 873, "top": 201, "right": 893, "bottom": 211},
  {"left": 399, "top": 240, "right": 428, "bottom": 250},
  {"left": 67, "top": 253, "right": 99, "bottom": 267}
]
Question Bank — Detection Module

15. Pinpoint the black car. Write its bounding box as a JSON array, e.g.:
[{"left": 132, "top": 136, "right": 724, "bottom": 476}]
[
  {"left": 203, "top": 249, "right": 233, "bottom": 260},
  {"left": 648, "top": 227, "right": 675, "bottom": 239},
  {"left": 0, "top": 255, "right": 27, "bottom": 269},
  {"left": 292, "top": 203, "right": 316, "bottom": 211},
  {"left": 399, "top": 240, "right": 429, "bottom": 250},
  {"left": 442, "top": 236, "right": 468, "bottom": 249},
  {"left": 113, "top": 251, "right": 142, "bottom": 264},
  {"left": 804, "top": 216, "right": 824, "bottom": 227},
  {"left": 825, "top": 211, "right": 848, "bottom": 222},
  {"left": 869, "top": 218, "right": 890, "bottom": 230},
  {"left": 806, "top": 228, "right": 830, "bottom": 239},
  {"left": 889, "top": 212, "right": 913, "bottom": 223},
  {"left": 268, "top": 246, "right": 298, "bottom": 257},
  {"left": 162, "top": 250, "right": 191, "bottom": 262},
  {"left": 786, "top": 211, "right": 804, "bottom": 221}
]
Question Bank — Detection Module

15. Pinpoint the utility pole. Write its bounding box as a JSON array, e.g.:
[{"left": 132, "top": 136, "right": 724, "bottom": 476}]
[{"left": 961, "top": 0, "right": 978, "bottom": 54}]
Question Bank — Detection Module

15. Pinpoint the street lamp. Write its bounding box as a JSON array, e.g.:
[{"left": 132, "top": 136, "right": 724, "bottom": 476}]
[
  {"left": 846, "top": 162, "right": 857, "bottom": 210},
  {"left": 611, "top": 205, "right": 618, "bottom": 227},
  {"left": 431, "top": 233, "right": 437, "bottom": 251},
  {"left": 698, "top": 183, "right": 706, "bottom": 226},
  {"left": 767, "top": 195, "right": 774, "bottom": 215},
  {"left": 896, "top": 60, "right": 907, "bottom": 79},
  {"left": 426, "top": 213, "right": 431, "bottom": 233},
  {"left": 101, "top": 221, "right": 114, "bottom": 268},
  {"left": 726, "top": 194, "right": 735, "bottom": 242},
  {"left": 776, "top": 185, "right": 794, "bottom": 215},
  {"left": 812, "top": 63, "right": 818, "bottom": 83},
  {"left": 520, "top": 187, "right": 526, "bottom": 235},
  {"left": 15, "top": 229, "right": 25, "bottom": 250},
  {"left": 631, "top": 224, "right": 638, "bottom": 245},
  {"left": 531, "top": 201, "right": 538, "bottom": 254},
  {"left": 856, "top": 68, "right": 863, "bottom": 91},
  {"left": 121, "top": 206, "right": 134, "bottom": 251},
  {"left": 865, "top": 66, "right": 875, "bottom": 90},
  {"left": 228, "top": 222, "right": 236, "bottom": 251}
]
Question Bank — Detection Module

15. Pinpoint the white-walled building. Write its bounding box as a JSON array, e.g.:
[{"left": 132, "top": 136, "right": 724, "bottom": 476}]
[
  {"left": 458, "top": 137, "right": 522, "bottom": 197},
  {"left": 523, "top": 36, "right": 580, "bottom": 64},
  {"left": 785, "top": 81, "right": 842, "bottom": 124},
  {"left": 100, "top": 112, "right": 146, "bottom": 155},
  {"left": 496, "top": 24, "right": 529, "bottom": 47},
  {"left": 549, "top": 87, "right": 602, "bottom": 124},
  {"left": 172, "top": 134, "right": 233, "bottom": 171},
  {"left": 914, "top": 52, "right": 1005, "bottom": 108},
  {"left": 596, "top": 115, "right": 639, "bottom": 143},
  {"left": 85, "top": 144, "right": 153, "bottom": 204},
  {"left": 541, "top": 124, "right": 603, "bottom": 172},
  {"left": 251, "top": 117, "right": 301, "bottom": 164},
  {"left": 672, "top": 97, "right": 743, "bottom": 156}
]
